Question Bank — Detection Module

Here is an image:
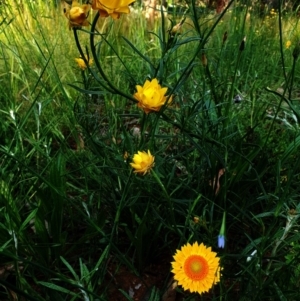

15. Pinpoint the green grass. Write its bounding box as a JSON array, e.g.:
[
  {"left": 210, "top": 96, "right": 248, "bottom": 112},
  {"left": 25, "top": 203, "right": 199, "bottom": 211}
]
[{"left": 1, "top": 0, "right": 300, "bottom": 300}]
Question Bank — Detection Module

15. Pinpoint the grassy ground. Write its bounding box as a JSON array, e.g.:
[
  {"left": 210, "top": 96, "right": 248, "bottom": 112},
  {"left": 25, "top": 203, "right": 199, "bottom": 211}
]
[{"left": 1, "top": 0, "right": 300, "bottom": 300}]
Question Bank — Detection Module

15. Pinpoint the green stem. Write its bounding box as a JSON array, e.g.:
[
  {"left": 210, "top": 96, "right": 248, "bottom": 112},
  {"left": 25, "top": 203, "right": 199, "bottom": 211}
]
[
  {"left": 265, "top": 213, "right": 299, "bottom": 275},
  {"left": 151, "top": 169, "right": 180, "bottom": 235},
  {"left": 263, "top": 68, "right": 295, "bottom": 148},
  {"left": 89, "top": 12, "right": 137, "bottom": 102},
  {"left": 165, "top": 0, "right": 235, "bottom": 99},
  {"left": 204, "top": 56, "right": 221, "bottom": 116},
  {"left": 278, "top": 0, "right": 288, "bottom": 87},
  {"left": 289, "top": 57, "right": 297, "bottom": 101},
  {"left": 73, "top": 28, "right": 114, "bottom": 93},
  {"left": 223, "top": 49, "right": 243, "bottom": 134},
  {"left": 110, "top": 172, "right": 133, "bottom": 244}
]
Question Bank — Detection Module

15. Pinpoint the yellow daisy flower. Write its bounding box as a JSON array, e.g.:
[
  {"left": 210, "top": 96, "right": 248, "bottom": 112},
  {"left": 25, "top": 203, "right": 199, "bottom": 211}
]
[
  {"left": 75, "top": 56, "right": 93, "bottom": 70},
  {"left": 130, "top": 150, "right": 154, "bottom": 175},
  {"left": 286, "top": 40, "right": 291, "bottom": 49},
  {"left": 64, "top": 0, "right": 90, "bottom": 30},
  {"left": 133, "top": 78, "right": 173, "bottom": 114},
  {"left": 171, "top": 242, "right": 220, "bottom": 294},
  {"left": 92, "top": 0, "right": 135, "bottom": 20}
]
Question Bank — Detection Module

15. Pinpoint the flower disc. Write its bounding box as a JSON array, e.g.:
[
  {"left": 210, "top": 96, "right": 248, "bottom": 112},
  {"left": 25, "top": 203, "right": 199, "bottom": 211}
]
[{"left": 184, "top": 255, "right": 209, "bottom": 281}]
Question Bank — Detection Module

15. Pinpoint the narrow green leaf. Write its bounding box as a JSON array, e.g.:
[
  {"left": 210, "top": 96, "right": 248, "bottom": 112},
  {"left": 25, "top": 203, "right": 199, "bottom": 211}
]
[
  {"left": 19, "top": 208, "right": 38, "bottom": 233},
  {"left": 37, "top": 281, "right": 76, "bottom": 295},
  {"left": 60, "top": 256, "right": 79, "bottom": 280}
]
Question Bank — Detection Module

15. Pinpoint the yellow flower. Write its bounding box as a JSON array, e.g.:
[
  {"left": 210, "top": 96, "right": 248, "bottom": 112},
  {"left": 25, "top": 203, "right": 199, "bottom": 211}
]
[
  {"left": 286, "top": 40, "right": 292, "bottom": 49},
  {"left": 130, "top": 150, "right": 155, "bottom": 175},
  {"left": 64, "top": 1, "right": 90, "bottom": 29},
  {"left": 92, "top": 0, "right": 135, "bottom": 20},
  {"left": 75, "top": 56, "right": 93, "bottom": 70},
  {"left": 193, "top": 216, "right": 200, "bottom": 224},
  {"left": 133, "top": 78, "right": 173, "bottom": 114},
  {"left": 171, "top": 242, "right": 220, "bottom": 294}
]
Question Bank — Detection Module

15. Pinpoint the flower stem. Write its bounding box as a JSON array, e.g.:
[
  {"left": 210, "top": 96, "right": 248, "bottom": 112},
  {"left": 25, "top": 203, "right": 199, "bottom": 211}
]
[
  {"left": 151, "top": 169, "right": 180, "bottom": 235},
  {"left": 89, "top": 11, "right": 136, "bottom": 102},
  {"left": 73, "top": 27, "right": 113, "bottom": 92}
]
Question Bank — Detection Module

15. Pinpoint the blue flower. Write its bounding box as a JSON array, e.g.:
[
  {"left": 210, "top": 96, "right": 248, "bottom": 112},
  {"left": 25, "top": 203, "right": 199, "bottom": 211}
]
[
  {"left": 218, "top": 235, "right": 225, "bottom": 248},
  {"left": 218, "top": 211, "right": 226, "bottom": 248}
]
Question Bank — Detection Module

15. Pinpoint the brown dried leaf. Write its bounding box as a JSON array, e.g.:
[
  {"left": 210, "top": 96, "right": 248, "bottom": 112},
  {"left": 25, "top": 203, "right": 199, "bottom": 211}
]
[{"left": 209, "top": 168, "right": 226, "bottom": 195}]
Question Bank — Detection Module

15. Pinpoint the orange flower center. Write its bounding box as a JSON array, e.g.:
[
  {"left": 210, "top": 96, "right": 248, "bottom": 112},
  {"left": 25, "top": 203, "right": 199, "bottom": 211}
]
[
  {"left": 140, "top": 161, "right": 147, "bottom": 168},
  {"left": 184, "top": 255, "right": 209, "bottom": 281}
]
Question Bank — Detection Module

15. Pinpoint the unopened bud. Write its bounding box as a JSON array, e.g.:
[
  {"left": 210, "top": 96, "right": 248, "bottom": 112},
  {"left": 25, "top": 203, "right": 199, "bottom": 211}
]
[
  {"left": 170, "top": 17, "right": 185, "bottom": 37},
  {"left": 170, "top": 23, "right": 181, "bottom": 36}
]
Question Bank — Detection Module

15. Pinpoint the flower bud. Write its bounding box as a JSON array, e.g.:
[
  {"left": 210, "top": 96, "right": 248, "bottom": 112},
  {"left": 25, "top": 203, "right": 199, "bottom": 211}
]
[
  {"left": 170, "top": 17, "right": 185, "bottom": 37},
  {"left": 218, "top": 212, "right": 226, "bottom": 248}
]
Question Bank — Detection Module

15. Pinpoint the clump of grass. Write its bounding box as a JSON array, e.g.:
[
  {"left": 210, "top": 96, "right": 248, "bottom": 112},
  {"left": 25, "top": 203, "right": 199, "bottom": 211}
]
[{"left": 0, "top": 0, "right": 300, "bottom": 300}]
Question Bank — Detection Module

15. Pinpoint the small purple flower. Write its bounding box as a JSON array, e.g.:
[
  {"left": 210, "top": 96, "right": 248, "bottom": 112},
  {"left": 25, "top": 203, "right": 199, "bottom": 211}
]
[{"left": 218, "top": 235, "right": 225, "bottom": 248}]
